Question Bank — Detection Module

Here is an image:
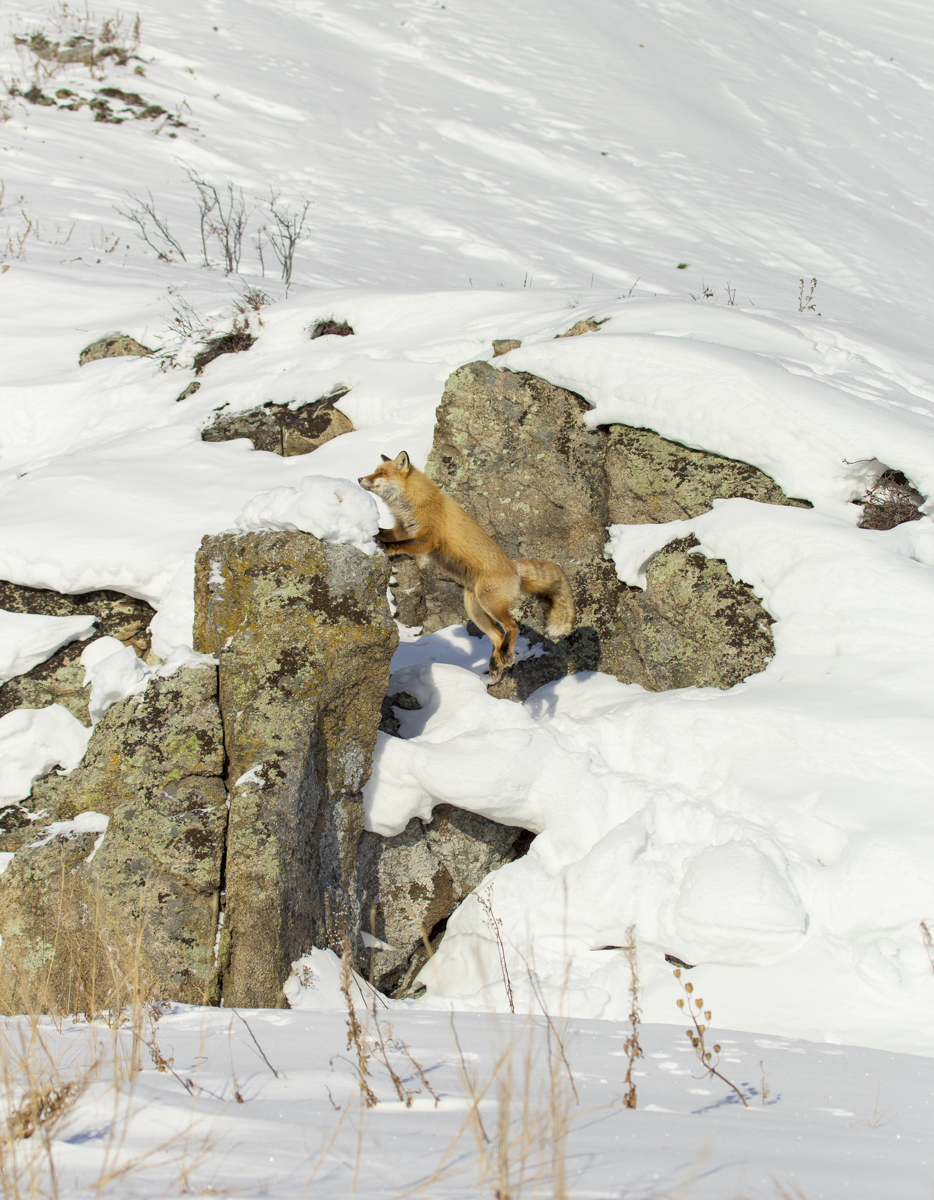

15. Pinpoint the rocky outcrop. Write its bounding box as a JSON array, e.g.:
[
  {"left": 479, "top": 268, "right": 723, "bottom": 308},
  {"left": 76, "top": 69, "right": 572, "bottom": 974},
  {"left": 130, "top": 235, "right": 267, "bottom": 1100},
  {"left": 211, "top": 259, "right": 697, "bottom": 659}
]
[
  {"left": 0, "top": 666, "right": 226, "bottom": 1013},
  {"left": 194, "top": 531, "right": 396, "bottom": 1007},
  {"left": 0, "top": 533, "right": 396, "bottom": 1013},
  {"left": 79, "top": 334, "right": 152, "bottom": 364},
  {"left": 391, "top": 361, "right": 806, "bottom": 701},
  {"left": 201, "top": 389, "right": 353, "bottom": 457},
  {"left": 0, "top": 583, "right": 155, "bottom": 726},
  {"left": 359, "top": 805, "right": 528, "bottom": 996}
]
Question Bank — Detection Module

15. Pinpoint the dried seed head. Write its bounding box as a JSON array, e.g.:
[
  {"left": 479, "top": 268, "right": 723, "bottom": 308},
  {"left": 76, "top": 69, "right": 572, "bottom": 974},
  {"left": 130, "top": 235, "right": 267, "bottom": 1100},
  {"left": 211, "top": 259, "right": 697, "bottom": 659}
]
[
  {"left": 698, "top": 1024, "right": 705, "bottom": 1034},
  {"left": 704, "top": 1011, "right": 711, "bottom": 1021},
  {"left": 695, "top": 998, "right": 703, "bottom": 1008},
  {"left": 673, "top": 968, "right": 681, "bottom": 979},
  {"left": 685, "top": 982, "right": 693, "bottom": 994},
  {"left": 676, "top": 998, "right": 684, "bottom": 1008},
  {"left": 713, "top": 1044, "right": 721, "bottom": 1053}
]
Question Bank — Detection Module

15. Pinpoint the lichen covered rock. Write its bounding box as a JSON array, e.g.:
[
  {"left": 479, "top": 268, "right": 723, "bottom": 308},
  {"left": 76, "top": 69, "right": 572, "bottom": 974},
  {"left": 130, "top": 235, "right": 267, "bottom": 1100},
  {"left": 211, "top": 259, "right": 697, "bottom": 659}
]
[
  {"left": 79, "top": 334, "right": 152, "bottom": 365},
  {"left": 194, "top": 531, "right": 396, "bottom": 1007},
  {"left": 359, "top": 804, "right": 528, "bottom": 996},
  {"left": 0, "top": 665, "right": 226, "bottom": 1013},
  {"left": 391, "top": 361, "right": 804, "bottom": 700},
  {"left": 0, "top": 582, "right": 155, "bottom": 726},
  {"left": 201, "top": 389, "right": 353, "bottom": 457}
]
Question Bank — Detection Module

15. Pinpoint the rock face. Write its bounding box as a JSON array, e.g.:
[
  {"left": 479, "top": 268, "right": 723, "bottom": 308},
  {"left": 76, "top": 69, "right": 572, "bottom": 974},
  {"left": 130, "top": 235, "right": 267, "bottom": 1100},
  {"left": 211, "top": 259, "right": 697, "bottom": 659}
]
[
  {"left": 359, "top": 805, "right": 528, "bottom": 996},
  {"left": 0, "top": 583, "right": 155, "bottom": 726},
  {"left": 391, "top": 361, "right": 806, "bottom": 700},
  {"left": 0, "top": 666, "right": 226, "bottom": 1014},
  {"left": 194, "top": 531, "right": 396, "bottom": 1007},
  {"left": 201, "top": 389, "right": 353, "bottom": 457},
  {"left": 79, "top": 334, "right": 152, "bottom": 365}
]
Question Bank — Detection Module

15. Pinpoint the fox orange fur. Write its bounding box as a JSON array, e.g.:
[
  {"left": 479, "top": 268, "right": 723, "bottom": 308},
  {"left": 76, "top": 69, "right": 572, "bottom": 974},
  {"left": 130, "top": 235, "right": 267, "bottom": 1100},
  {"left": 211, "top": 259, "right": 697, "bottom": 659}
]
[{"left": 359, "top": 451, "right": 575, "bottom": 683}]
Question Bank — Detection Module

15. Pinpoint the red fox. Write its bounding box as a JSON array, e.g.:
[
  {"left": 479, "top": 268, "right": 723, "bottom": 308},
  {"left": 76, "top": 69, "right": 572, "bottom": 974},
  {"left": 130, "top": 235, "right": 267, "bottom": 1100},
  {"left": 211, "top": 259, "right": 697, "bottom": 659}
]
[{"left": 359, "top": 451, "right": 575, "bottom": 683}]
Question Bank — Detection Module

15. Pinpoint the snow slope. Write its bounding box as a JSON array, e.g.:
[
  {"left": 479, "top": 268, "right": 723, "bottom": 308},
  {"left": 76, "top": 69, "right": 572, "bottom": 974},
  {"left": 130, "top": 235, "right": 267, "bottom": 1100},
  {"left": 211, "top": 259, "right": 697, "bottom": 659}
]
[{"left": 0, "top": 0, "right": 933, "bottom": 1077}]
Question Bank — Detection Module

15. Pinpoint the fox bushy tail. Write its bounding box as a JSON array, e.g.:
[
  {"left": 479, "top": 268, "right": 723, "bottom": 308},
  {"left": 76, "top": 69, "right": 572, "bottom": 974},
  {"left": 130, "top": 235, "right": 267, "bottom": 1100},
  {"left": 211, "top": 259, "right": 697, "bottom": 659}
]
[{"left": 514, "top": 558, "right": 575, "bottom": 640}]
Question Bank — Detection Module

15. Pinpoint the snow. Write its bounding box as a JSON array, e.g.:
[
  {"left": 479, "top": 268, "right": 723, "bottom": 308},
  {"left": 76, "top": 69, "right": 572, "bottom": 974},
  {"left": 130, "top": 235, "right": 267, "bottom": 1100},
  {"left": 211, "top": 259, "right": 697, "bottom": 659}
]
[
  {"left": 0, "top": 704, "right": 91, "bottom": 804},
  {"left": 80, "top": 636, "right": 216, "bottom": 723},
  {"left": 235, "top": 473, "right": 381, "bottom": 553},
  {"left": 0, "top": 608, "right": 96, "bottom": 685},
  {"left": 1, "top": 0, "right": 934, "bottom": 1186},
  {"left": 4, "top": 1004, "right": 934, "bottom": 1199}
]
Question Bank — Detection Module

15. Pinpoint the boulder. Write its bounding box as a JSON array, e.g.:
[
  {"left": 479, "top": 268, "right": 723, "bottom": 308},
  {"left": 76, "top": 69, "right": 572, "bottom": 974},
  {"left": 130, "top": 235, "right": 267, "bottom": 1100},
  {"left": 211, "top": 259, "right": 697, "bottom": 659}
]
[
  {"left": 201, "top": 389, "right": 353, "bottom": 457},
  {"left": 391, "top": 361, "right": 806, "bottom": 700},
  {"left": 79, "top": 334, "right": 152, "bottom": 365},
  {"left": 0, "top": 665, "right": 226, "bottom": 1013},
  {"left": 193, "top": 531, "right": 396, "bottom": 1007},
  {"left": 0, "top": 582, "right": 155, "bottom": 727},
  {"left": 359, "top": 805, "right": 528, "bottom": 996}
]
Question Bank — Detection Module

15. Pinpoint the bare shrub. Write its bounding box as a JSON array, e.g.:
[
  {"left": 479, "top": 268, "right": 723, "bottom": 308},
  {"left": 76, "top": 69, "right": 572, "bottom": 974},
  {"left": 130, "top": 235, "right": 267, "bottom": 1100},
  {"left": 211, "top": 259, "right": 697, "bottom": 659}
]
[
  {"left": 114, "top": 189, "right": 186, "bottom": 261},
  {"left": 185, "top": 170, "right": 250, "bottom": 273},
  {"left": 673, "top": 967, "right": 748, "bottom": 1107},
  {"left": 258, "top": 190, "right": 311, "bottom": 289},
  {"left": 620, "top": 925, "right": 642, "bottom": 1109},
  {"left": 797, "top": 276, "right": 820, "bottom": 314},
  {"left": 477, "top": 887, "right": 515, "bottom": 1013},
  {"left": 859, "top": 468, "right": 923, "bottom": 530}
]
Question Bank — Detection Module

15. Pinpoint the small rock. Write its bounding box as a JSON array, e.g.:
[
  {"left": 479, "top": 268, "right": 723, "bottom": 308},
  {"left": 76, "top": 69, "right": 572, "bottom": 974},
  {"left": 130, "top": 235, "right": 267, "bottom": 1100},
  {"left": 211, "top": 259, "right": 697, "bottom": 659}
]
[
  {"left": 192, "top": 328, "right": 256, "bottom": 375},
  {"left": 176, "top": 381, "right": 201, "bottom": 402},
  {"left": 310, "top": 319, "right": 354, "bottom": 339},
  {"left": 79, "top": 334, "right": 152, "bottom": 365},
  {"left": 492, "top": 338, "right": 521, "bottom": 356},
  {"left": 201, "top": 389, "right": 353, "bottom": 456},
  {"left": 556, "top": 317, "right": 609, "bottom": 338}
]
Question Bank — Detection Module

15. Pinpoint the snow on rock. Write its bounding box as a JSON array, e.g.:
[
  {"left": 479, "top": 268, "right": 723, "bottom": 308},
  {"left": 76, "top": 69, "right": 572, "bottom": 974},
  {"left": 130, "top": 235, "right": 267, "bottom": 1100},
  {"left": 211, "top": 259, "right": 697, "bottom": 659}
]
[
  {"left": 500, "top": 326, "right": 934, "bottom": 513},
  {"left": 0, "top": 705, "right": 92, "bottom": 805},
  {"left": 81, "top": 636, "right": 216, "bottom": 725},
  {"left": 284, "top": 947, "right": 382, "bottom": 1012},
  {"left": 367, "top": 499, "right": 934, "bottom": 1052},
  {"left": 0, "top": 609, "right": 97, "bottom": 686},
  {"left": 235, "top": 475, "right": 381, "bottom": 554}
]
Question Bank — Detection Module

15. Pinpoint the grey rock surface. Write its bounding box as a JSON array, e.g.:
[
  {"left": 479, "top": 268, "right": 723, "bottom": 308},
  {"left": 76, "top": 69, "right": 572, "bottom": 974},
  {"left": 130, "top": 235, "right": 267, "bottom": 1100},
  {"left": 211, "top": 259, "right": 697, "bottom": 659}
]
[
  {"left": 391, "top": 361, "right": 805, "bottom": 701},
  {"left": 201, "top": 389, "right": 353, "bottom": 457},
  {"left": 194, "top": 530, "right": 397, "bottom": 1007},
  {"left": 359, "top": 805, "right": 528, "bottom": 996},
  {"left": 79, "top": 334, "right": 152, "bottom": 364},
  {"left": 0, "top": 666, "right": 227, "bottom": 1013}
]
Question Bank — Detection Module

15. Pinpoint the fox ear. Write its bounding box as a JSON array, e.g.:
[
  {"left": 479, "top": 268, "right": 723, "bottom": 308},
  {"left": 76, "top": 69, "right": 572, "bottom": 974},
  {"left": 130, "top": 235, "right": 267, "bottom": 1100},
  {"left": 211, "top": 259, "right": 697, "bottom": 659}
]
[
  {"left": 392, "top": 451, "right": 411, "bottom": 474},
  {"left": 380, "top": 454, "right": 390, "bottom": 463}
]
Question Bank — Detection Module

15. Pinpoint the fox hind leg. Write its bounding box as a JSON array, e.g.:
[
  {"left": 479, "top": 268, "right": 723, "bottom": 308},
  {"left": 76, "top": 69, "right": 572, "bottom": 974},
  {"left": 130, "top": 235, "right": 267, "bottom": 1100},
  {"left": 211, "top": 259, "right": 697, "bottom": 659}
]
[
  {"left": 465, "top": 588, "right": 514, "bottom": 684},
  {"left": 474, "top": 586, "right": 518, "bottom": 682}
]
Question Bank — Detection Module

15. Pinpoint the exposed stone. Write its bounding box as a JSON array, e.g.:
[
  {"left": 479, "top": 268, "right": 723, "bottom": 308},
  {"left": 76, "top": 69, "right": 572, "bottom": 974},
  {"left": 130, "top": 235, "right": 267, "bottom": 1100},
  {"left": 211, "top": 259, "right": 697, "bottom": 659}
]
[
  {"left": 192, "top": 327, "right": 256, "bottom": 374},
  {"left": 79, "top": 334, "right": 152, "bottom": 365},
  {"left": 194, "top": 531, "right": 396, "bottom": 1007},
  {"left": 201, "top": 389, "right": 353, "bottom": 457},
  {"left": 0, "top": 583, "right": 155, "bottom": 726},
  {"left": 176, "top": 381, "right": 201, "bottom": 402},
  {"left": 0, "top": 666, "right": 227, "bottom": 1013},
  {"left": 556, "top": 317, "right": 609, "bottom": 337},
  {"left": 492, "top": 339, "right": 521, "bottom": 357},
  {"left": 391, "top": 361, "right": 806, "bottom": 701},
  {"left": 311, "top": 319, "right": 354, "bottom": 339},
  {"left": 358, "top": 805, "right": 528, "bottom": 996}
]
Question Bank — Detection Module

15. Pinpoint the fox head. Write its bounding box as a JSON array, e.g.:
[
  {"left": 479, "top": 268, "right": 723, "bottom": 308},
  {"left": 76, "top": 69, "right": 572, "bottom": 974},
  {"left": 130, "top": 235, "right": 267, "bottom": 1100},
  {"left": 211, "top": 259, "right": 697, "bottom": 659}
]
[{"left": 358, "top": 451, "right": 412, "bottom": 505}]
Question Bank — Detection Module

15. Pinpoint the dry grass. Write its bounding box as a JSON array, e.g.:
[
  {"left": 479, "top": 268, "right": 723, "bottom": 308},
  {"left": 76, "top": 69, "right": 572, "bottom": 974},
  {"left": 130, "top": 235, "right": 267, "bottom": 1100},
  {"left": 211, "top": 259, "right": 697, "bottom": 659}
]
[{"left": 673, "top": 968, "right": 748, "bottom": 1108}]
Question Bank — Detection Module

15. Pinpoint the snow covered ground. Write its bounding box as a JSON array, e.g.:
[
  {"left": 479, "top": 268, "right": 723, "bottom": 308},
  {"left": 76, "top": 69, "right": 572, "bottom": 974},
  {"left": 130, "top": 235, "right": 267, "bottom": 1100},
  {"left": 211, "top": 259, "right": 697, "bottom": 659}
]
[
  {"left": 5, "top": 992, "right": 934, "bottom": 1200},
  {"left": 1, "top": 0, "right": 934, "bottom": 1191}
]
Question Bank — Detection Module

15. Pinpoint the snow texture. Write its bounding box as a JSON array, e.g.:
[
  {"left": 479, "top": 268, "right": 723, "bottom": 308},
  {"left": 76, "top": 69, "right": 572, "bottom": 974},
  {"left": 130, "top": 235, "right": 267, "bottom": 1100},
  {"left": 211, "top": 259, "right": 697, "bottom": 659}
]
[
  {"left": 0, "top": 1, "right": 932, "bottom": 1178},
  {"left": 0, "top": 705, "right": 92, "bottom": 805},
  {"left": 235, "top": 474, "right": 381, "bottom": 554},
  {"left": 0, "top": 610, "right": 97, "bottom": 686}
]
